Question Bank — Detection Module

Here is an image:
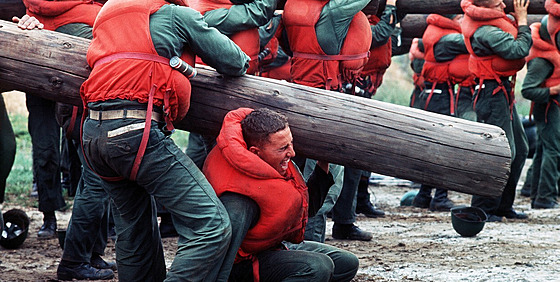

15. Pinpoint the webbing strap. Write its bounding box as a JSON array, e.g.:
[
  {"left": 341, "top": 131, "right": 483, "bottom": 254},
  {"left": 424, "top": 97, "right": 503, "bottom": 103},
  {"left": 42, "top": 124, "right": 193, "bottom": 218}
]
[
  {"left": 129, "top": 84, "right": 156, "bottom": 181},
  {"left": 93, "top": 52, "right": 169, "bottom": 68},
  {"left": 65, "top": 106, "right": 79, "bottom": 139},
  {"left": 455, "top": 85, "right": 475, "bottom": 116},
  {"left": 424, "top": 83, "right": 437, "bottom": 111},
  {"left": 448, "top": 83, "right": 455, "bottom": 116},
  {"left": 477, "top": 60, "right": 515, "bottom": 119},
  {"left": 252, "top": 256, "right": 260, "bottom": 282},
  {"left": 292, "top": 51, "right": 369, "bottom": 61}
]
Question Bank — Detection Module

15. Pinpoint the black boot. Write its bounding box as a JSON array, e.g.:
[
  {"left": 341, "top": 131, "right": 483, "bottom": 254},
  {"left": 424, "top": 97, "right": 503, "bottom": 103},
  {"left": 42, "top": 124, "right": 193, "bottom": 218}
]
[
  {"left": 412, "top": 186, "right": 432, "bottom": 208},
  {"left": 356, "top": 175, "right": 385, "bottom": 218},
  {"left": 332, "top": 223, "right": 372, "bottom": 241},
  {"left": 57, "top": 260, "right": 114, "bottom": 281},
  {"left": 91, "top": 253, "right": 117, "bottom": 271},
  {"left": 37, "top": 212, "right": 56, "bottom": 239},
  {"left": 429, "top": 189, "right": 454, "bottom": 211}
]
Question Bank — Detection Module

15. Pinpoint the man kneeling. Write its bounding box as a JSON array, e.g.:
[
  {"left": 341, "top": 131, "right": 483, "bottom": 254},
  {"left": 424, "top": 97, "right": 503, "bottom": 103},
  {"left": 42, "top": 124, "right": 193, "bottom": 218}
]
[{"left": 203, "top": 107, "right": 359, "bottom": 281}]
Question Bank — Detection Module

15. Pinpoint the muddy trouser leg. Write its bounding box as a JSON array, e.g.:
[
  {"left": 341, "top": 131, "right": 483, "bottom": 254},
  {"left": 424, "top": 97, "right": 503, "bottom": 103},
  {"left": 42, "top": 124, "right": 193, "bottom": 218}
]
[
  {"left": 533, "top": 105, "right": 560, "bottom": 205},
  {"left": 304, "top": 159, "right": 343, "bottom": 243},
  {"left": 62, "top": 140, "right": 109, "bottom": 264},
  {"left": 471, "top": 82, "right": 522, "bottom": 215},
  {"left": 497, "top": 106, "right": 528, "bottom": 214},
  {"left": 255, "top": 243, "right": 334, "bottom": 282},
  {"left": 0, "top": 95, "right": 16, "bottom": 203},
  {"left": 185, "top": 132, "right": 217, "bottom": 170},
  {"left": 26, "top": 94, "right": 65, "bottom": 213},
  {"left": 284, "top": 240, "right": 359, "bottom": 282},
  {"left": 530, "top": 140, "right": 543, "bottom": 201},
  {"left": 332, "top": 167, "right": 360, "bottom": 224},
  {"left": 433, "top": 188, "right": 448, "bottom": 203},
  {"left": 521, "top": 160, "right": 533, "bottom": 194},
  {"left": 416, "top": 185, "right": 433, "bottom": 200},
  {"left": 356, "top": 170, "right": 372, "bottom": 207},
  {"left": 83, "top": 118, "right": 231, "bottom": 281}
]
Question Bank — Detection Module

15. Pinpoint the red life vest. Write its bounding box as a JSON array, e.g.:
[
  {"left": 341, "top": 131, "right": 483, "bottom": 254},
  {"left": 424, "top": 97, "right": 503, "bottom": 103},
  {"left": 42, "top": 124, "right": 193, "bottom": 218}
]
[
  {"left": 361, "top": 15, "right": 392, "bottom": 76},
  {"left": 283, "top": 0, "right": 371, "bottom": 90},
  {"left": 203, "top": 108, "right": 308, "bottom": 259},
  {"left": 189, "top": 0, "right": 260, "bottom": 74},
  {"left": 461, "top": 0, "right": 526, "bottom": 79},
  {"left": 448, "top": 53, "right": 474, "bottom": 86},
  {"left": 527, "top": 22, "right": 560, "bottom": 123},
  {"left": 422, "top": 14, "right": 462, "bottom": 84},
  {"left": 23, "top": 0, "right": 102, "bottom": 31},
  {"left": 527, "top": 22, "right": 560, "bottom": 88},
  {"left": 81, "top": 0, "right": 195, "bottom": 122},
  {"left": 546, "top": 0, "right": 560, "bottom": 51}
]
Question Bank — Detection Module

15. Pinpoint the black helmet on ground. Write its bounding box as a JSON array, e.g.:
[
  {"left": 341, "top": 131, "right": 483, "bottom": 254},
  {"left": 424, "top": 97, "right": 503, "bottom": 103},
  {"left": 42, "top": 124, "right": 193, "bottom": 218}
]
[
  {"left": 0, "top": 209, "right": 30, "bottom": 249},
  {"left": 450, "top": 206, "right": 487, "bottom": 237}
]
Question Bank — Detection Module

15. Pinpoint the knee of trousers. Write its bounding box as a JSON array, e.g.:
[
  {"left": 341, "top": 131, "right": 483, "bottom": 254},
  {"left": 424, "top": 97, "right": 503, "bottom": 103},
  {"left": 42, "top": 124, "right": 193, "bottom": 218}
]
[
  {"left": 333, "top": 250, "right": 360, "bottom": 280},
  {"left": 306, "top": 253, "right": 335, "bottom": 281}
]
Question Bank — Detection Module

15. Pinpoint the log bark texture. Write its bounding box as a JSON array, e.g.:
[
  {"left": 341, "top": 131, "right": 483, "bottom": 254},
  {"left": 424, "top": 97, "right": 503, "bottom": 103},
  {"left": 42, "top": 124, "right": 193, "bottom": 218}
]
[
  {"left": 280, "top": 0, "right": 548, "bottom": 14},
  {"left": 0, "top": 20, "right": 512, "bottom": 197},
  {"left": 0, "top": 0, "right": 550, "bottom": 21},
  {"left": 401, "top": 14, "right": 545, "bottom": 39}
]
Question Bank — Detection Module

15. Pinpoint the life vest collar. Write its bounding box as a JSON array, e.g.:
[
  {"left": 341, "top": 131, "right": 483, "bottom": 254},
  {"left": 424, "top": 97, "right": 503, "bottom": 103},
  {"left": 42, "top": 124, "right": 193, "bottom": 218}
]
[
  {"left": 216, "top": 108, "right": 286, "bottom": 179},
  {"left": 461, "top": 0, "right": 507, "bottom": 21},
  {"left": 426, "top": 14, "right": 462, "bottom": 32}
]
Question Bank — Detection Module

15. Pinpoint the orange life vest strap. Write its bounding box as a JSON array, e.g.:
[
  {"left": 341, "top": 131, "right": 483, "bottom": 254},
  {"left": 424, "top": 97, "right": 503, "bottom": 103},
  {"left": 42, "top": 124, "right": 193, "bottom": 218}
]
[
  {"left": 93, "top": 52, "right": 169, "bottom": 68},
  {"left": 292, "top": 51, "right": 369, "bottom": 61},
  {"left": 65, "top": 106, "right": 79, "bottom": 139}
]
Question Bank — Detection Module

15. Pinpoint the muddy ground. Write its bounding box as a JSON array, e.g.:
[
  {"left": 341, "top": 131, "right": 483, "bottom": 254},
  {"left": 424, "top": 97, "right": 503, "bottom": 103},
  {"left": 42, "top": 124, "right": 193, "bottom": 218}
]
[{"left": 1, "top": 161, "right": 559, "bottom": 282}]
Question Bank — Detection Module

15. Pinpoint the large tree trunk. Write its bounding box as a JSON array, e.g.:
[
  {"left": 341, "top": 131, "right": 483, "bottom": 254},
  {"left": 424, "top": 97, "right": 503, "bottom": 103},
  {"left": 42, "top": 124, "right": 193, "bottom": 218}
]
[
  {"left": 0, "top": 20, "right": 512, "bottom": 197},
  {"left": 281, "top": 0, "right": 548, "bottom": 14},
  {"left": 401, "top": 14, "right": 545, "bottom": 39},
  {"left": 0, "top": 0, "right": 549, "bottom": 21}
]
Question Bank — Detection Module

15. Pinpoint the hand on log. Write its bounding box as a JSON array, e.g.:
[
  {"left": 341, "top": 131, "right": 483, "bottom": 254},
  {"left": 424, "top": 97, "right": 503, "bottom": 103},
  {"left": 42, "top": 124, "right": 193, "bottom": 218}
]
[{"left": 12, "top": 14, "right": 44, "bottom": 30}]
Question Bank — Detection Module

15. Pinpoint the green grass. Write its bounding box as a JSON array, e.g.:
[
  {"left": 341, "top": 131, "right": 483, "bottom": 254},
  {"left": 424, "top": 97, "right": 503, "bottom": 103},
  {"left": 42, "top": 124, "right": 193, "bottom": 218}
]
[{"left": 5, "top": 114, "right": 35, "bottom": 206}]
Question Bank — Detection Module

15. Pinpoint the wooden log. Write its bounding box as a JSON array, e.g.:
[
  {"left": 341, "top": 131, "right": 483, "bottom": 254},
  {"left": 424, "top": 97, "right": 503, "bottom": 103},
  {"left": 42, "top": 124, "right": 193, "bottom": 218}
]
[
  {"left": 0, "top": 19, "right": 512, "bottom": 197},
  {"left": 282, "top": 0, "right": 548, "bottom": 14},
  {"left": 401, "top": 14, "right": 545, "bottom": 39},
  {"left": 0, "top": 0, "right": 550, "bottom": 21}
]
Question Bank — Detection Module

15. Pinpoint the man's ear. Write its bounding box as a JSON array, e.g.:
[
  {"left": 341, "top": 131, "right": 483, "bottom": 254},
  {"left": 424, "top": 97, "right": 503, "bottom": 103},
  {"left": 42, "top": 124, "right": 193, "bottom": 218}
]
[{"left": 248, "top": 146, "right": 260, "bottom": 155}]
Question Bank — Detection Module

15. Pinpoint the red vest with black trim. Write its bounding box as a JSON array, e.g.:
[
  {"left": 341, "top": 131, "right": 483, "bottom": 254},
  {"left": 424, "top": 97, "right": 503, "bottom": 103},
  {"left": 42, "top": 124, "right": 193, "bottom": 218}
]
[
  {"left": 461, "top": 0, "right": 525, "bottom": 79},
  {"left": 361, "top": 15, "right": 392, "bottom": 77},
  {"left": 546, "top": 0, "right": 560, "bottom": 51},
  {"left": 283, "top": 0, "right": 372, "bottom": 89},
  {"left": 422, "top": 14, "right": 462, "bottom": 84},
  {"left": 527, "top": 22, "right": 560, "bottom": 88},
  {"left": 23, "top": 0, "right": 102, "bottom": 31},
  {"left": 203, "top": 108, "right": 308, "bottom": 260},
  {"left": 450, "top": 53, "right": 475, "bottom": 86},
  {"left": 81, "top": 0, "right": 195, "bottom": 122},
  {"left": 189, "top": 0, "right": 260, "bottom": 74}
]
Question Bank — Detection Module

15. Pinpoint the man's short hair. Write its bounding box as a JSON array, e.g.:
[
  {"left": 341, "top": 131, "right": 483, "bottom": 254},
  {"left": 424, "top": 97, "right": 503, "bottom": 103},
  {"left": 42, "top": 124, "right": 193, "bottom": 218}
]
[
  {"left": 473, "top": 0, "right": 494, "bottom": 7},
  {"left": 241, "top": 108, "right": 289, "bottom": 148}
]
